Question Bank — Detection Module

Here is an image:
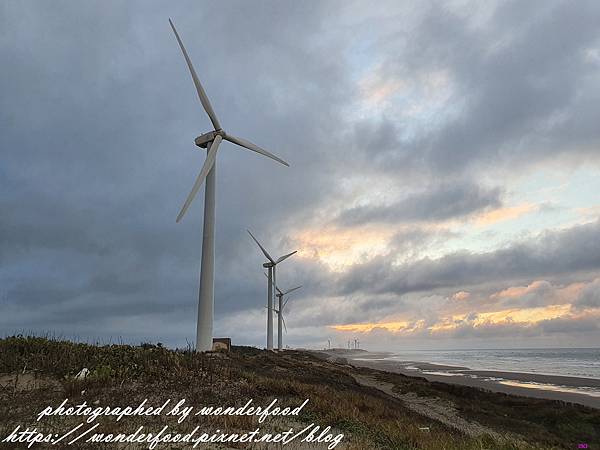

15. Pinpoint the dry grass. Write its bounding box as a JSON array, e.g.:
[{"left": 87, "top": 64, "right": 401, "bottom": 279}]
[{"left": 0, "top": 336, "right": 596, "bottom": 449}]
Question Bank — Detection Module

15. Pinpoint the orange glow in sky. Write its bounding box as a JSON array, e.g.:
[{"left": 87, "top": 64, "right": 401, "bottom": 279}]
[
  {"left": 292, "top": 225, "right": 396, "bottom": 270},
  {"left": 475, "top": 203, "right": 536, "bottom": 226},
  {"left": 332, "top": 304, "right": 574, "bottom": 335},
  {"left": 333, "top": 320, "right": 412, "bottom": 333}
]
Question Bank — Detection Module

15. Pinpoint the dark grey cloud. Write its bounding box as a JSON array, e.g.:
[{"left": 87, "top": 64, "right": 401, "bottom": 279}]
[
  {"left": 573, "top": 278, "right": 600, "bottom": 310},
  {"left": 336, "top": 181, "right": 501, "bottom": 226},
  {"left": 359, "top": 0, "right": 600, "bottom": 176},
  {"left": 0, "top": 0, "right": 349, "bottom": 346}
]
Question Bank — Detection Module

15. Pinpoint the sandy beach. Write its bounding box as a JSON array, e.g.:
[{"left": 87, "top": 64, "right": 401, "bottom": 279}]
[{"left": 317, "top": 349, "right": 600, "bottom": 409}]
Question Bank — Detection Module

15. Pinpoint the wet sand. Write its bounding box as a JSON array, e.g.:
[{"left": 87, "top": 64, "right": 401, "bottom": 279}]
[{"left": 315, "top": 350, "right": 600, "bottom": 409}]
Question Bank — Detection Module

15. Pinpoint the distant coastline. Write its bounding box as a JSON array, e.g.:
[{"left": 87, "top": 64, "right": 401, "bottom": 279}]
[{"left": 314, "top": 348, "right": 600, "bottom": 409}]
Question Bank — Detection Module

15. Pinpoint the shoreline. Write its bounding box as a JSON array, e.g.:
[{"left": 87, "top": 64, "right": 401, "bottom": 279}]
[{"left": 315, "top": 349, "right": 600, "bottom": 409}]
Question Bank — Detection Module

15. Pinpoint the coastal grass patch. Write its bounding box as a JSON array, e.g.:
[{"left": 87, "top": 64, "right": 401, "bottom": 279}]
[{"left": 372, "top": 368, "right": 600, "bottom": 448}]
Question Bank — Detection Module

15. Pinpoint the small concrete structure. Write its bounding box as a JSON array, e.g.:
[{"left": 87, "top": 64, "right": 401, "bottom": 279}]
[{"left": 212, "top": 337, "right": 231, "bottom": 352}]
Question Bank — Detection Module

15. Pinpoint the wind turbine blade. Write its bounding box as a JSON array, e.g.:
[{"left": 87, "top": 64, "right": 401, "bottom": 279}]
[
  {"left": 282, "top": 297, "right": 290, "bottom": 310},
  {"left": 282, "top": 315, "right": 287, "bottom": 334},
  {"left": 169, "top": 18, "right": 221, "bottom": 130},
  {"left": 263, "top": 272, "right": 283, "bottom": 293},
  {"left": 276, "top": 251, "right": 297, "bottom": 264},
  {"left": 263, "top": 272, "right": 283, "bottom": 295},
  {"left": 247, "top": 230, "right": 275, "bottom": 264},
  {"left": 176, "top": 135, "right": 222, "bottom": 223},
  {"left": 224, "top": 134, "right": 289, "bottom": 167},
  {"left": 283, "top": 285, "right": 302, "bottom": 295}
]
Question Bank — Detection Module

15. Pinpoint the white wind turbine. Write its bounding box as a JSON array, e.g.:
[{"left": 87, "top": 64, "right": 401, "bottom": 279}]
[
  {"left": 265, "top": 274, "right": 302, "bottom": 351},
  {"left": 275, "top": 286, "right": 302, "bottom": 351},
  {"left": 247, "top": 230, "right": 296, "bottom": 350},
  {"left": 169, "top": 19, "right": 289, "bottom": 352}
]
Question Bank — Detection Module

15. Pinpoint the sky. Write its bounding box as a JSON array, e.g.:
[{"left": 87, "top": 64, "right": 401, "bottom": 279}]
[{"left": 2, "top": 0, "right": 600, "bottom": 351}]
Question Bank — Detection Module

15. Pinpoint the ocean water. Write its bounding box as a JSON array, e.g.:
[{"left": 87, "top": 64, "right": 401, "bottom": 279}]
[{"left": 387, "top": 348, "right": 600, "bottom": 380}]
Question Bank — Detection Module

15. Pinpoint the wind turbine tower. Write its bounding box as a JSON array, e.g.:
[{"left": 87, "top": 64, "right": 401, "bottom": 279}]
[
  {"left": 248, "top": 230, "right": 296, "bottom": 350},
  {"left": 169, "top": 20, "right": 289, "bottom": 351},
  {"left": 273, "top": 284, "right": 302, "bottom": 351}
]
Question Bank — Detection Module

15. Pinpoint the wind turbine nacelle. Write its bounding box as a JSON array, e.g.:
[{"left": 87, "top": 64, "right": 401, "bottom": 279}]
[{"left": 194, "top": 130, "right": 223, "bottom": 148}]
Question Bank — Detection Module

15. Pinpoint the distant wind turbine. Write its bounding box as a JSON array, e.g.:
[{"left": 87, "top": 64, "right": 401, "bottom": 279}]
[
  {"left": 274, "top": 283, "right": 302, "bottom": 351},
  {"left": 169, "top": 19, "right": 289, "bottom": 351},
  {"left": 248, "top": 230, "right": 296, "bottom": 350},
  {"left": 264, "top": 273, "right": 302, "bottom": 351}
]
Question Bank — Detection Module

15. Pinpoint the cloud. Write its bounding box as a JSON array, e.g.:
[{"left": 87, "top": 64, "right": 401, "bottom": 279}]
[
  {"left": 2, "top": 0, "right": 600, "bottom": 350},
  {"left": 451, "top": 291, "right": 470, "bottom": 301},
  {"left": 331, "top": 302, "right": 600, "bottom": 342},
  {"left": 348, "top": 0, "right": 600, "bottom": 179},
  {"left": 336, "top": 181, "right": 502, "bottom": 226},
  {"left": 474, "top": 203, "right": 537, "bottom": 226},
  {"left": 572, "top": 278, "right": 600, "bottom": 310},
  {"left": 338, "top": 218, "right": 600, "bottom": 297},
  {"left": 0, "top": 0, "right": 351, "bottom": 345}
]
